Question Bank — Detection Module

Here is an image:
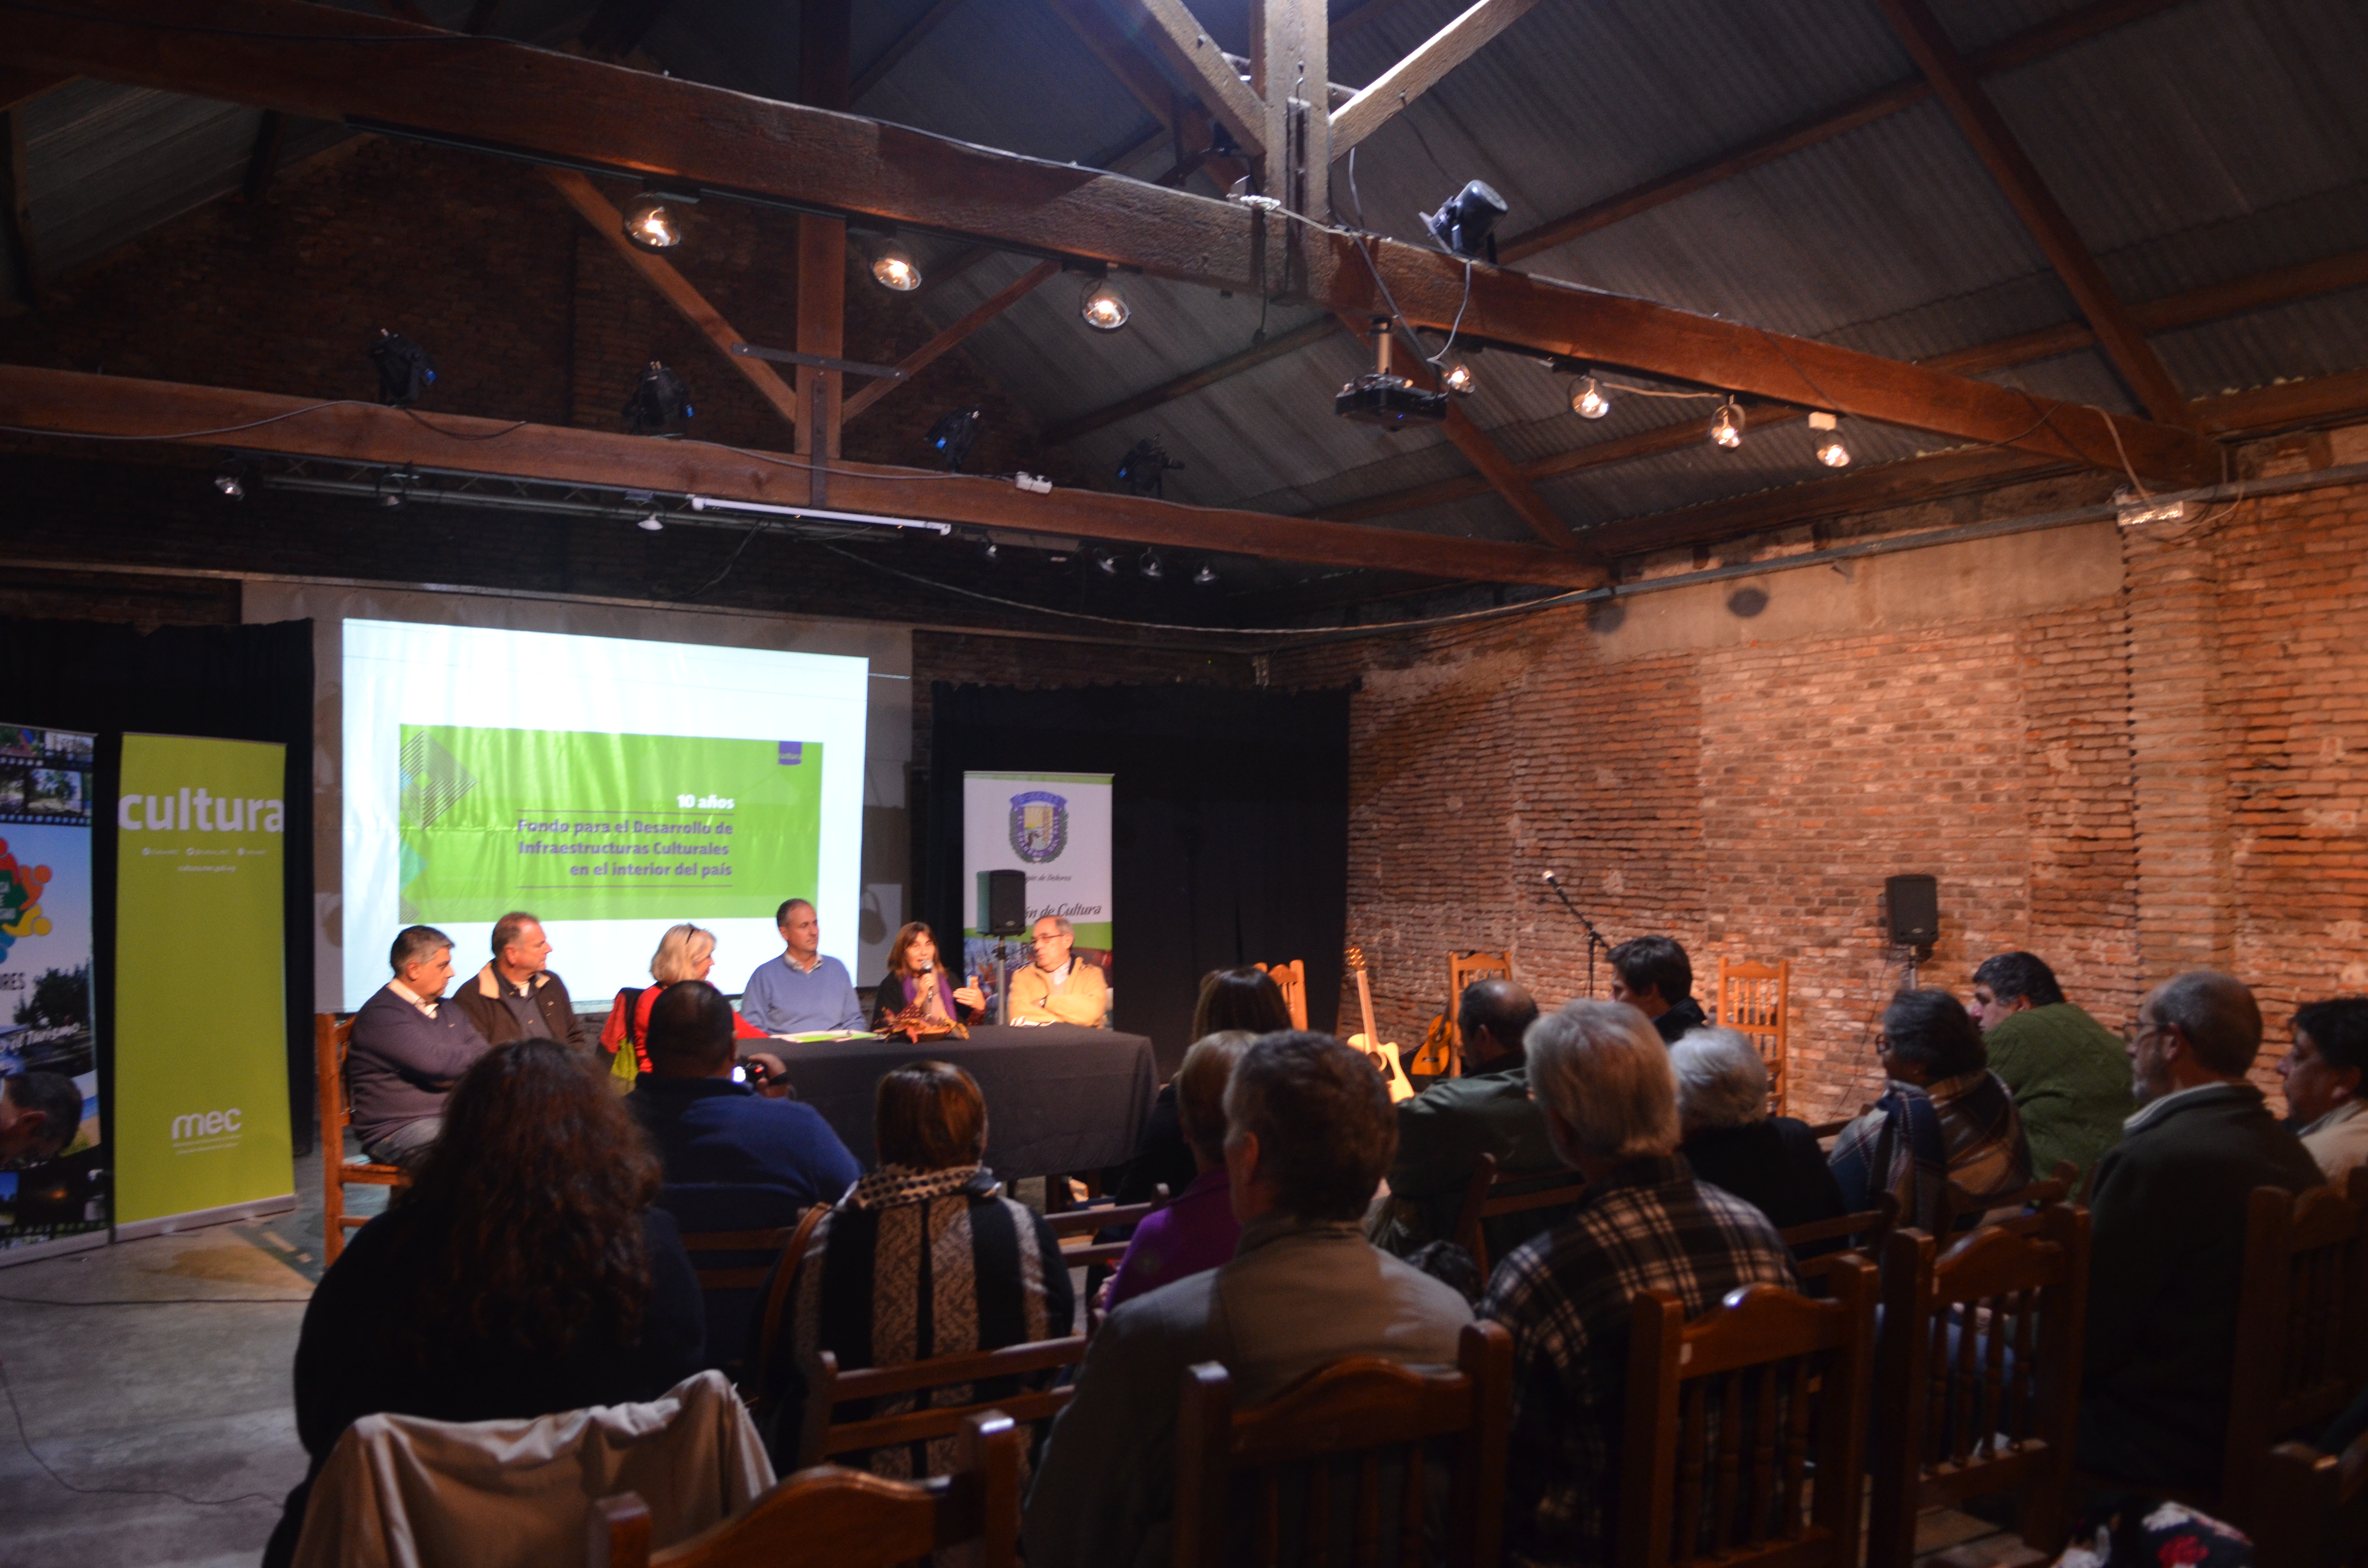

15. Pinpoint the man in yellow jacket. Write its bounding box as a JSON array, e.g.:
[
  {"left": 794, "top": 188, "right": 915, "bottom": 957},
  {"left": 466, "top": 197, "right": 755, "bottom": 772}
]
[{"left": 1008, "top": 915, "right": 1109, "bottom": 1027}]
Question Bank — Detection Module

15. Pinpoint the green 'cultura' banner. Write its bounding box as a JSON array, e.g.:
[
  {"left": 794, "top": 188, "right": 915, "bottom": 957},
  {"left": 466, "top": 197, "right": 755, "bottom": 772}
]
[{"left": 113, "top": 734, "right": 294, "bottom": 1236}]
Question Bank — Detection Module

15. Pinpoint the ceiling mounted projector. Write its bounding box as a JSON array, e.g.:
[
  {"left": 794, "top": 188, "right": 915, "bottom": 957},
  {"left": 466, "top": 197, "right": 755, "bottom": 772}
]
[{"left": 1335, "top": 317, "right": 1448, "bottom": 428}]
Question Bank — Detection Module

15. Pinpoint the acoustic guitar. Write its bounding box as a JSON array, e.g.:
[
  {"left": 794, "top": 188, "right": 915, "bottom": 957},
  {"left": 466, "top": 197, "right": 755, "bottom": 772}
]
[{"left": 1344, "top": 944, "right": 1416, "bottom": 1104}]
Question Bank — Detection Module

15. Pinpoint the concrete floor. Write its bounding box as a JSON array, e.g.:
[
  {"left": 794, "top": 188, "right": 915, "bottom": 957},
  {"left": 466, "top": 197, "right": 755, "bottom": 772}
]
[{"left": 0, "top": 1154, "right": 374, "bottom": 1568}]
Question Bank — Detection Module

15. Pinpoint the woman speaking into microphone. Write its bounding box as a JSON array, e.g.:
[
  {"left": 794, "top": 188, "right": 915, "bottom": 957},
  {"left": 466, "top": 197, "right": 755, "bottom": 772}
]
[{"left": 873, "top": 921, "right": 987, "bottom": 1039}]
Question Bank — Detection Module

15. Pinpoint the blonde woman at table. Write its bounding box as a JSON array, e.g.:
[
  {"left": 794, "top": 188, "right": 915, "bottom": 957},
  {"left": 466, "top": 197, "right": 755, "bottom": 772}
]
[
  {"left": 601, "top": 922, "right": 769, "bottom": 1084},
  {"left": 872, "top": 921, "right": 987, "bottom": 1037}
]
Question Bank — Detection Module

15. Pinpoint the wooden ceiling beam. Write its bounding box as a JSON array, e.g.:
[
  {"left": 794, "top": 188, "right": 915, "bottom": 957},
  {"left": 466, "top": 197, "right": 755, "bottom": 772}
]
[
  {"left": 1871, "top": 0, "right": 2189, "bottom": 425},
  {"left": 6, "top": 0, "right": 2217, "bottom": 482},
  {"left": 0, "top": 366, "right": 1611, "bottom": 588},
  {"left": 1040, "top": 0, "right": 1247, "bottom": 188},
  {"left": 1116, "top": 0, "right": 1268, "bottom": 158},
  {"left": 843, "top": 258, "right": 1061, "bottom": 421},
  {"left": 1330, "top": 0, "right": 1541, "bottom": 159},
  {"left": 1498, "top": 0, "right": 2188, "bottom": 266},
  {"left": 540, "top": 167, "right": 802, "bottom": 434}
]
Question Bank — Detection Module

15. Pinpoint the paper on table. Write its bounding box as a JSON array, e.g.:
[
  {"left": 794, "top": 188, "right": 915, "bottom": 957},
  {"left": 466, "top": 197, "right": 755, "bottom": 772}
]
[{"left": 776, "top": 1030, "right": 876, "bottom": 1043}]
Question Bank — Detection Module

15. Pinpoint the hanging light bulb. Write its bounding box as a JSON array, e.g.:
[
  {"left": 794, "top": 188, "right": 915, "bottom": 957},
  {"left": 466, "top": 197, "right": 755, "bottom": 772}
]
[
  {"left": 871, "top": 241, "right": 922, "bottom": 292},
  {"left": 1442, "top": 363, "right": 1476, "bottom": 395},
  {"left": 1080, "top": 278, "right": 1131, "bottom": 331},
  {"left": 1809, "top": 410, "right": 1850, "bottom": 468},
  {"left": 1139, "top": 550, "right": 1164, "bottom": 580},
  {"left": 1710, "top": 400, "right": 1745, "bottom": 449},
  {"left": 621, "top": 191, "right": 691, "bottom": 252},
  {"left": 1572, "top": 375, "right": 1611, "bottom": 420},
  {"left": 1194, "top": 563, "right": 1218, "bottom": 587},
  {"left": 637, "top": 513, "right": 665, "bottom": 532}
]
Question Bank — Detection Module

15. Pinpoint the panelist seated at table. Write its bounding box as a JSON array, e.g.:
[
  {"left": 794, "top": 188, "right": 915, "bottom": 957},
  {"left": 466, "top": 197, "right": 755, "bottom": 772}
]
[
  {"left": 738, "top": 898, "right": 867, "bottom": 1037},
  {"left": 347, "top": 925, "right": 492, "bottom": 1171},
  {"left": 1007, "top": 915, "right": 1108, "bottom": 1028},
  {"left": 872, "top": 921, "right": 987, "bottom": 1035}
]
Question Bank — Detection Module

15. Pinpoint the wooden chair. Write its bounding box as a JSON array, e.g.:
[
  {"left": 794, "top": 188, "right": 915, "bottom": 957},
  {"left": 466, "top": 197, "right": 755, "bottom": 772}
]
[
  {"left": 797, "top": 1336, "right": 1087, "bottom": 1469},
  {"left": 1864, "top": 1204, "right": 2091, "bottom": 1568},
  {"left": 2254, "top": 1430, "right": 2368, "bottom": 1568},
  {"left": 1936, "top": 1159, "right": 2077, "bottom": 1237},
  {"left": 1172, "top": 1319, "right": 1513, "bottom": 1568},
  {"left": 1776, "top": 1192, "right": 1899, "bottom": 1287},
  {"left": 1256, "top": 960, "right": 1309, "bottom": 1030},
  {"left": 659, "top": 1183, "right": 811, "bottom": 1386},
  {"left": 748, "top": 1205, "right": 831, "bottom": 1413},
  {"left": 1616, "top": 1257, "right": 1880, "bottom": 1568},
  {"left": 1412, "top": 952, "right": 1516, "bottom": 1080},
  {"left": 315, "top": 1011, "right": 409, "bottom": 1266},
  {"left": 1713, "top": 958, "right": 1790, "bottom": 1115},
  {"left": 1045, "top": 1188, "right": 1167, "bottom": 1333},
  {"left": 594, "top": 1409, "right": 1024, "bottom": 1568},
  {"left": 1454, "top": 1151, "right": 1589, "bottom": 1278}
]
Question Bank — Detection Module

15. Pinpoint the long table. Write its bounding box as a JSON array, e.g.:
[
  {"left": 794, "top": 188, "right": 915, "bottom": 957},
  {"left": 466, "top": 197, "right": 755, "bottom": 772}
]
[{"left": 773, "top": 1025, "right": 1159, "bottom": 1178}]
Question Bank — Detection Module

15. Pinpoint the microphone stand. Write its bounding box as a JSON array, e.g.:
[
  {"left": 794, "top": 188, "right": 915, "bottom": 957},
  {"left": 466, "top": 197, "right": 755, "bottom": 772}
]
[{"left": 1540, "top": 871, "right": 1612, "bottom": 997}]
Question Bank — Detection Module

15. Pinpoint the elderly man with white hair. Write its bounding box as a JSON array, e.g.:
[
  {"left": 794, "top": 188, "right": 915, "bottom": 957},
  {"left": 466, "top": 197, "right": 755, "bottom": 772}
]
[
  {"left": 1671, "top": 1027, "right": 1849, "bottom": 1237},
  {"left": 1483, "top": 1001, "right": 1799, "bottom": 1568}
]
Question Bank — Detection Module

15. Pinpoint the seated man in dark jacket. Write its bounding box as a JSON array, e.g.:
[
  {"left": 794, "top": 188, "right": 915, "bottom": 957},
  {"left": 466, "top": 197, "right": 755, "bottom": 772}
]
[
  {"left": 2081, "top": 969, "right": 2327, "bottom": 1492},
  {"left": 628, "top": 980, "right": 862, "bottom": 1203},
  {"left": 346, "top": 924, "right": 491, "bottom": 1170},
  {"left": 451, "top": 910, "right": 588, "bottom": 1051},
  {"left": 1671, "top": 1026, "right": 1847, "bottom": 1236},
  {"left": 1608, "top": 935, "right": 1708, "bottom": 1043}
]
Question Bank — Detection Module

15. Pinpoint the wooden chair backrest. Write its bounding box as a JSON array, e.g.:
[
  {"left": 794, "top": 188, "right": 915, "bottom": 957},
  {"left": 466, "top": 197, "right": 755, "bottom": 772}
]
[
  {"left": 1713, "top": 958, "right": 1790, "bottom": 1115},
  {"left": 748, "top": 1205, "right": 830, "bottom": 1411},
  {"left": 316, "top": 1011, "right": 409, "bottom": 1266},
  {"left": 2253, "top": 1431, "right": 2368, "bottom": 1568},
  {"left": 1936, "top": 1160, "right": 2077, "bottom": 1237},
  {"left": 2222, "top": 1169, "right": 2368, "bottom": 1523},
  {"left": 1777, "top": 1193, "right": 1899, "bottom": 1286},
  {"left": 1046, "top": 1190, "right": 1168, "bottom": 1333},
  {"left": 1172, "top": 1319, "right": 1512, "bottom": 1568},
  {"left": 1615, "top": 1258, "right": 1879, "bottom": 1568},
  {"left": 1454, "top": 1151, "right": 1590, "bottom": 1278},
  {"left": 680, "top": 1225, "right": 801, "bottom": 1293},
  {"left": 798, "top": 1335, "right": 1087, "bottom": 1468},
  {"left": 1448, "top": 950, "right": 1512, "bottom": 998},
  {"left": 596, "top": 1409, "right": 1024, "bottom": 1568},
  {"left": 1863, "top": 1204, "right": 2091, "bottom": 1568},
  {"left": 1255, "top": 961, "right": 1309, "bottom": 1031}
]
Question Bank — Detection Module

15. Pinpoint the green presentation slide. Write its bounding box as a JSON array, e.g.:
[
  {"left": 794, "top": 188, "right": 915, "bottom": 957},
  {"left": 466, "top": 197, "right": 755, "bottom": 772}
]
[{"left": 397, "top": 723, "right": 822, "bottom": 922}]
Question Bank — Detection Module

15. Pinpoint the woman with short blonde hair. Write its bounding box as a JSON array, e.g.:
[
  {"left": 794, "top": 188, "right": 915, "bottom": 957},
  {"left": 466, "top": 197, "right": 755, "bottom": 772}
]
[
  {"left": 602, "top": 923, "right": 762, "bottom": 1080},
  {"left": 649, "top": 923, "right": 718, "bottom": 985}
]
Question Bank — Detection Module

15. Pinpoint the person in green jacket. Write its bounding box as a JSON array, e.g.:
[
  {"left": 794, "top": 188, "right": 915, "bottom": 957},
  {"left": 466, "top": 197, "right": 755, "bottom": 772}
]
[{"left": 1971, "top": 951, "right": 2135, "bottom": 1191}]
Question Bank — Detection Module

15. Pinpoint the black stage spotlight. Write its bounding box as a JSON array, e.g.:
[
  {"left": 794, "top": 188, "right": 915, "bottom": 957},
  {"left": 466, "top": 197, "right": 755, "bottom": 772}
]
[
  {"left": 369, "top": 328, "right": 437, "bottom": 407},
  {"left": 1422, "top": 180, "right": 1508, "bottom": 262},
  {"left": 926, "top": 406, "right": 983, "bottom": 472},
  {"left": 623, "top": 361, "right": 695, "bottom": 434},
  {"left": 1115, "top": 436, "right": 1184, "bottom": 497},
  {"left": 1138, "top": 550, "right": 1163, "bottom": 580},
  {"left": 1193, "top": 563, "right": 1218, "bottom": 587},
  {"left": 1093, "top": 550, "right": 1120, "bottom": 577},
  {"left": 213, "top": 456, "right": 248, "bottom": 499}
]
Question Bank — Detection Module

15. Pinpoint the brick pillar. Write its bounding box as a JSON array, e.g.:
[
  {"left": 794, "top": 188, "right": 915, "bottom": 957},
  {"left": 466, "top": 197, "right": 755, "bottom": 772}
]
[{"left": 2124, "top": 522, "right": 2235, "bottom": 983}]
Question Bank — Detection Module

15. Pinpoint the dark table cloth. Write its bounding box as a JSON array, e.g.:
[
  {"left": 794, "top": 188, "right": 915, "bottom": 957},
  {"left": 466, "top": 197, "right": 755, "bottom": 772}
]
[{"left": 773, "top": 1025, "right": 1159, "bottom": 1178}]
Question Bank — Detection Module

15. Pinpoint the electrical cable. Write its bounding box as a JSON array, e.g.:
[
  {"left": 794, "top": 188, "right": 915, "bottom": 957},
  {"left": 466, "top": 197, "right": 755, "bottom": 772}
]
[
  {"left": 0, "top": 1355, "right": 283, "bottom": 1507},
  {"left": 682, "top": 515, "right": 771, "bottom": 600}
]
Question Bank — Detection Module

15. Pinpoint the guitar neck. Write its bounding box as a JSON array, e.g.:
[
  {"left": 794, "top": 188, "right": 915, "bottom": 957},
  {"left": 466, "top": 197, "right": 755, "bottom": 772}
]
[{"left": 1355, "top": 968, "right": 1378, "bottom": 1047}]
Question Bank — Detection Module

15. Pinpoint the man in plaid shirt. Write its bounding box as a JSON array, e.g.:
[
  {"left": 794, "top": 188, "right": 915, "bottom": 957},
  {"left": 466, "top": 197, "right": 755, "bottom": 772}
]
[{"left": 1481, "top": 1000, "right": 1799, "bottom": 1568}]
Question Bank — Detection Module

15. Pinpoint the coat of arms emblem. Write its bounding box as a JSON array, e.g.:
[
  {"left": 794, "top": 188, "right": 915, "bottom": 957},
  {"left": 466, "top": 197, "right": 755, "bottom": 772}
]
[{"left": 1008, "top": 790, "right": 1068, "bottom": 864}]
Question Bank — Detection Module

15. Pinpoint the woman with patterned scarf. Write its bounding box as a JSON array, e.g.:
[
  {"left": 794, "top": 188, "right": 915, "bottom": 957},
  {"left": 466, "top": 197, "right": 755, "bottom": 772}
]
[
  {"left": 1830, "top": 987, "right": 2033, "bottom": 1233},
  {"left": 753, "top": 1060, "right": 1072, "bottom": 1475}
]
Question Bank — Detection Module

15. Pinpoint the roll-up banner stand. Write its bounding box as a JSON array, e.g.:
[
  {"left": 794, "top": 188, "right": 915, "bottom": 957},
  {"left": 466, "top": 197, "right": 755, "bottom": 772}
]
[
  {"left": 112, "top": 735, "right": 296, "bottom": 1238},
  {"left": 0, "top": 725, "right": 106, "bottom": 1267},
  {"left": 960, "top": 771, "right": 1114, "bottom": 1016}
]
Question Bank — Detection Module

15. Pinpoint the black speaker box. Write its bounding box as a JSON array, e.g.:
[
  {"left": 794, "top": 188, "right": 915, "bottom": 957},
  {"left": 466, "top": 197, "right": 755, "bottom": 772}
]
[
  {"left": 983, "top": 869, "right": 1029, "bottom": 936},
  {"left": 1886, "top": 874, "right": 1940, "bottom": 946}
]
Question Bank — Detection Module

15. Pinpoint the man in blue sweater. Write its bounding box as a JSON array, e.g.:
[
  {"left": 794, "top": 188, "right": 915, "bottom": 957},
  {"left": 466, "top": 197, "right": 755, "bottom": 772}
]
[
  {"left": 736, "top": 898, "right": 865, "bottom": 1037},
  {"left": 629, "top": 980, "right": 862, "bottom": 1201},
  {"left": 347, "top": 925, "right": 491, "bottom": 1169}
]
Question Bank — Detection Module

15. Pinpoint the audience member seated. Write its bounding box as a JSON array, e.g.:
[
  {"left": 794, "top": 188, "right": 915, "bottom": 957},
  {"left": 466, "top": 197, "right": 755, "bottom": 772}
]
[
  {"left": 753, "top": 1060, "right": 1072, "bottom": 1475},
  {"left": 451, "top": 909, "right": 589, "bottom": 1051},
  {"left": 603, "top": 923, "right": 770, "bottom": 1083},
  {"left": 1607, "top": 935, "right": 1707, "bottom": 1043},
  {"left": 1103, "top": 1031, "right": 1255, "bottom": 1311},
  {"left": 0, "top": 1070, "right": 81, "bottom": 1165},
  {"left": 870, "top": 920, "right": 987, "bottom": 1036},
  {"left": 263, "top": 1039, "right": 704, "bottom": 1568},
  {"left": 1829, "top": 988, "right": 2033, "bottom": 1232},
  {"left": 1025, "top": 1032, "right": 1472, "bottom": 1568},
  {"left": 737, "top": 898, "right": 866, "bottom": 1037},
  {"left": 1971, "top": 949, "right": 2134, "bottom": 1189},
  {"left": 628, "top": 980, "right": 861, "bottom": 1203},
  {"left": 1671, "top": 1026, "right": 1849, "bottom": 1235},
  {"left": 1114, "top": 966, "right": 1292, "bottom": 1207},
  {"left": 346, "top": 925, "right": 491, "bottom": 1171},
  {"left": 2282, "top": 995, "right": 2368, "bottom": 1183},
  {"left": 1007, "top": 914, "right": 1109, "bottom": 1027},
  {"left": 1481, "top": 1001, "right": 1799, "bottom": 1567},
  {"left": 2081, "top": 970, "right": 2327, "bottom": 1493},
  {"left": 1370, "top": 978, "right": 1559, "bottom": 1259}
]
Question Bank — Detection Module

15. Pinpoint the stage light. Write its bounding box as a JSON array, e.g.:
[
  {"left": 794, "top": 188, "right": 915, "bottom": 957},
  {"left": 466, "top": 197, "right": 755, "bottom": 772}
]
[
  {"left": 1572, "top": 375, "right": 1610, "bottom": 420},
  {"left": 1194, "top": 563, "right": 1218, "bottom": 587},
  {"left": 1710, "top": 400, "right": 1745, "bottom": 449},
  {"left": 1115, "top": 436, "right": 1184, "bottom": 497},
  {"left": 1809, "top": 410, "right": 1850, "bottom": 468},
  {"left": 637, "top": 514, "right": 665, "bottom": 532},
  {"left": 1422, "top": 180, "right": 1508, "bottom": 261},
  {"left": 1442, "top": 363, "right": 1476, "bottom": 395},
  {"left": 871, "top": 241, "right": 922, "bottom": 292},
  {"left": 622, "top": 189, "right": 696, "bottom": 252},
  {"left": 1080, "top": 278, "right": 1131, "bottom": 331},
  {"left": 213, "top": 458, "right": 247, "bottom": 499},
  {"left": 623, "top": 361, "right": 695, "bottom": 434},
  {"left": 1093, "top": 550, "right": 1120, "bottom": 576},
  {"left": 926, "top": 406, "right": 983, "bottom": 472},
  {"left": 980, "top": 536, "right": 999, "bottom": 562},
  {"left": 368, "top": 328, "right": 437, "bottom": 407},
  {"left": 1139, "top": 550, "right": 1163, "bottom": 580},
  {"left": 374, "top": 470, "right": 408, "bottom": 508}
]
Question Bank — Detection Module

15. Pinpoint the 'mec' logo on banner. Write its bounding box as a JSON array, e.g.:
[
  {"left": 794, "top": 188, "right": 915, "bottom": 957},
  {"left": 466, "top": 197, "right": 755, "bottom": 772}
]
[
  {"left": 118, "top": 789, "right": 284, "bottom": 833},
  {"left": 171, "top": 1108, "right": 245, "bottom": 1152}
]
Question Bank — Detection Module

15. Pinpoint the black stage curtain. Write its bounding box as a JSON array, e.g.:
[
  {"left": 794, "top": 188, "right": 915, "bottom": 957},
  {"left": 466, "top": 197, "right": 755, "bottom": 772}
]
[
  {"left": 12, "top": 618, "right": 318, "bottom": 1155},
  {"left": 924, "top": 683, "right": 1351, "bottom": 1068}
]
